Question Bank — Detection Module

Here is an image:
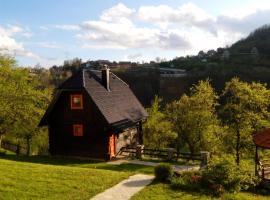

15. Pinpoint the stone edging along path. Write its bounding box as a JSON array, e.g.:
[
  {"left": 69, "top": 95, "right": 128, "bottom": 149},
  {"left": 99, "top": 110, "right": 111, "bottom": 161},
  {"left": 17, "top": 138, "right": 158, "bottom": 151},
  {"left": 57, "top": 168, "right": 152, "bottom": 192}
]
[{"left": 91, "top": 174, "right": 154, "bottom": 200}]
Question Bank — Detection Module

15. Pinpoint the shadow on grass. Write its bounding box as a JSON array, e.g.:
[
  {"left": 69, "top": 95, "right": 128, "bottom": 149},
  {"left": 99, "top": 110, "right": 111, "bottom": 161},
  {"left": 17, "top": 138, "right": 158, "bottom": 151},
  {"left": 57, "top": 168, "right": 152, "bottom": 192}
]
[
  {"left": 0, "top": 154, "right": 99, "bottom": 165},
  {"left": 97, "top": 163, "right": 154, "bottom": 174},
  {"left": 0, "top": 154, "right": 154, "bottom": 174}
]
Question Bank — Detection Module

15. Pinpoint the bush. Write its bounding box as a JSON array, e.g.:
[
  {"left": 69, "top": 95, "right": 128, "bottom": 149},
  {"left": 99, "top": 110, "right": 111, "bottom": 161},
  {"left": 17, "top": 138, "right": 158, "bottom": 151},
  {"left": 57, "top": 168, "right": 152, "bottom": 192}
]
[
  {"left": 201, "top": 157, "right": 259, "bottom": 196},
  {"left": 168, "top": 156, "right": 259, "bottom": 197},
  {"left": 201, "top": 160, "right": 241, "bottom": 193},
  {"left": 154, "top": 163, "right": 173, "bottom": 182},
  {"left": 171, "top": 171, "right": 202, "bottom": 191}
]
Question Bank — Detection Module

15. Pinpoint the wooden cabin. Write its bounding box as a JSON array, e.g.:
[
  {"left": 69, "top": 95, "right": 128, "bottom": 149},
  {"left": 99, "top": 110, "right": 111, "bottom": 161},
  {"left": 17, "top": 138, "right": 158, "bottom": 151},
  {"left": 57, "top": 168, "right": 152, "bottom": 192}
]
[{"left": 39, "top": 67, "right": 147, "bottom": 160}]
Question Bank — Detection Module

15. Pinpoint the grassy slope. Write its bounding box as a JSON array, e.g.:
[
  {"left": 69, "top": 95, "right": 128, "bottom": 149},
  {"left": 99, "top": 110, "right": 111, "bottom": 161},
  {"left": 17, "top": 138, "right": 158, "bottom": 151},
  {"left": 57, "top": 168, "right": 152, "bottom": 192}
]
[
  {"left": 131, "top": 182, "right": 270, "bottom": 200},
  {"left": 0, "top": 155, "right": 153, "bottom": 200}
]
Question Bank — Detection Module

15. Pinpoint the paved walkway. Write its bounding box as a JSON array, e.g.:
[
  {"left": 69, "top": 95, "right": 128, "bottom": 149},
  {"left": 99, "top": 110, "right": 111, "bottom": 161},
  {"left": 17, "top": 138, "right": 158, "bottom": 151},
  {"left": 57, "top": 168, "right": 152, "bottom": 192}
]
[
  {"left": 107, "top": 159, "right": 200, "bottom": 172},
  {"left": 91, "top": 174, "right": 154, "bottom": 200}
]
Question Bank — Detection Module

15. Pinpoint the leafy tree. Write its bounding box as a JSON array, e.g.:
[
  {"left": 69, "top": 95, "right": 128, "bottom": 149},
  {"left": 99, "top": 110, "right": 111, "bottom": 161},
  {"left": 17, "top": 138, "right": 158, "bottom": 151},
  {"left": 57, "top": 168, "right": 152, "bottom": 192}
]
[
  {"left": 143, "top": 96, "right": 176, "bottom": 149},
  {"left": 0, "top": 55, "right": 51, "bottom": 155},
  {"left": 220, "top": 78, "right": 270, "bottom": 165},
  {"left": 167, "top": 80, "right": 221, "bottom": 155},
  {"left": 0, "top": 55, "right": 17, "bottom": 145}
]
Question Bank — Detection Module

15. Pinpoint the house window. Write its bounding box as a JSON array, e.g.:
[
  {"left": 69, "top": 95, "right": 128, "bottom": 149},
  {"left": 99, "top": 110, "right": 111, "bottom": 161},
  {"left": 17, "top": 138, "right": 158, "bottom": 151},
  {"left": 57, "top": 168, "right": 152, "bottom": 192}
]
[
  {"left": 73, "top": 124, "right": 83, "bottom": 136},
  {"left": 71, "top": 94, "right": 83, "bottom": 109}
]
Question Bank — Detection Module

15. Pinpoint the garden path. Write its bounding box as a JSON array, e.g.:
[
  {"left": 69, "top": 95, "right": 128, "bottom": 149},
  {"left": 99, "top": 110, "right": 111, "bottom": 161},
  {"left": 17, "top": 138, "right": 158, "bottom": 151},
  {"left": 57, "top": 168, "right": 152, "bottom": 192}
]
[
  {"left": 91, "top": 174, "right": 154, "bottom": 200},
  {"left": 107, "top": 159, "right": 200, "bottom": 172}
]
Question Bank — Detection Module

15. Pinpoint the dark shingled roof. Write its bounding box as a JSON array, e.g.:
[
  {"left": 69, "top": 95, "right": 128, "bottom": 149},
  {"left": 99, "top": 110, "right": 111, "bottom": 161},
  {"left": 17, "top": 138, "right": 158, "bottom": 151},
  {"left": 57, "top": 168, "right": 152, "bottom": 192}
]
[
  {"left": 253, "top": 128, "right": 270, "bottom": 149},
  {"left": 40, "top": 69, "right": 147, "bottom": 130}
]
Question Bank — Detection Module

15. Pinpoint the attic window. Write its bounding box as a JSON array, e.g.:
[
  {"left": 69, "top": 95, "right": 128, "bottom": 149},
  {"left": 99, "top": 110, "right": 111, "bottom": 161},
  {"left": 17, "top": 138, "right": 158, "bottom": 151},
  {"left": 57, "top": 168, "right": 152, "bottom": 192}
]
[
  {"left": 71, "top": 94, "right": 83, "bottom": 109},
  {"left": 73, "top": 124, "right": 83, "bottom": 136}
]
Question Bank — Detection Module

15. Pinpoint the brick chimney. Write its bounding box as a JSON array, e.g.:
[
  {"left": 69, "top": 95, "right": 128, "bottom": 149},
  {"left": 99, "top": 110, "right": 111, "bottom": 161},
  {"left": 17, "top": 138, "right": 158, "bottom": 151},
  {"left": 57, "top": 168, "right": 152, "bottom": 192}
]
[{"left": 101, "top": 65, "right": 110, "bottom": 91}]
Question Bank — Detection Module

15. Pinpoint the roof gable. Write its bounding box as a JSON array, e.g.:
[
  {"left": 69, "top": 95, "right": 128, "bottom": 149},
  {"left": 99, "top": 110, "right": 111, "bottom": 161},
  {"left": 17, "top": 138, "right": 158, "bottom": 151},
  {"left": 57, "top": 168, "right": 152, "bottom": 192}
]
[
  {"left": 253, "top": 128, "right": 270, "bottom": 149},
  {"left": 58, "top": 70, "right": 84, "bottom": 89},
  {"left": 39, "top": 69, "right": 147, "bottom": 129},
  {"left": 84, "top": 70, "right": 147, "bottom": 125}
]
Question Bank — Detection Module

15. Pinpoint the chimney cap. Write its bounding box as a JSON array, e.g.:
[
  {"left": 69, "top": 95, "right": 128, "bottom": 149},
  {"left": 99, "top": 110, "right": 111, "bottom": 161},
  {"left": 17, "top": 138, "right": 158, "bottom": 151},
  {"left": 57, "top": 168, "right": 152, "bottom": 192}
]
[{"left": 102, "top": 64, "right": 110, "bottom": 70}]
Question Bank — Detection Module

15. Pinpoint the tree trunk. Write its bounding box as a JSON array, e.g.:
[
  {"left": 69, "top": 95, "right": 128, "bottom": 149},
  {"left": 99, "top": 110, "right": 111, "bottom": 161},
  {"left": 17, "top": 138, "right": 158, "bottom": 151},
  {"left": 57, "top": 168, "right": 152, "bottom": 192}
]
[
  {"left": 16, "top": 142, "right": 20, "bottom": 156},
  {"left": 255, "top": 146, "right": 258, "bottom": 176},
  {"left": 187, "top": 142, "right": 195, "bottom": 160},
  {"left": 0, "top": 134, "right": 3, "bottom": 148},
  {"left": 236, "top": 129, "right": 240, "bottom": 165},
  {"left": 26, "top": 137, "right": 31, "bottom": 156},
  {"left": 176, "top": 133, "right": 181, "bottom": 160}
]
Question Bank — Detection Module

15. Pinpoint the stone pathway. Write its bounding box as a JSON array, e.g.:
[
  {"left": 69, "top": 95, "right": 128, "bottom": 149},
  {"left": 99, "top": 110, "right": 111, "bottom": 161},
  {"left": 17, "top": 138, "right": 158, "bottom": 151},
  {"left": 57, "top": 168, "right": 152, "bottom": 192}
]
[{"left": 91, "top": 174, "right": 154, "bottom": 200}]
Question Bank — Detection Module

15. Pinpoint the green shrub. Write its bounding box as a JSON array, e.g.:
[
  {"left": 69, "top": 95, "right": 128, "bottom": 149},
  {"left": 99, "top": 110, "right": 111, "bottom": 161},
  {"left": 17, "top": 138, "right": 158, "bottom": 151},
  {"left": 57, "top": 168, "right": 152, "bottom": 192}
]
[
  {"left": 169, "top": 156, "right": 259, "bottom": 197},
  {"left": 201, "top": 157, "right": 259, "bottom": 195},
  {"left": 201, "top": 160, "right": 241, "bottom": 193},
  {"left": 171, "top": 171, "right": 202, "bottom": 191},
  {"left": 154, "top": 163, "right": 173, "bottom": 182}
]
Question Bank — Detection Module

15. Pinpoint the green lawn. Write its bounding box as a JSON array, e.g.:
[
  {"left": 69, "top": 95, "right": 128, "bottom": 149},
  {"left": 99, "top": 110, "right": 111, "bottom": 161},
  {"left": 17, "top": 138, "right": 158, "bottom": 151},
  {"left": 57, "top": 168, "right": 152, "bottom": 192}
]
[
  {"left": 1, "top": 154, "right": 269, "bottom": 200},
  {"left": 0, "top": 155, "right": 153, "bottom": 200},
  {"left": 131, "top": 182, "right": 270, "bottom": 200}
]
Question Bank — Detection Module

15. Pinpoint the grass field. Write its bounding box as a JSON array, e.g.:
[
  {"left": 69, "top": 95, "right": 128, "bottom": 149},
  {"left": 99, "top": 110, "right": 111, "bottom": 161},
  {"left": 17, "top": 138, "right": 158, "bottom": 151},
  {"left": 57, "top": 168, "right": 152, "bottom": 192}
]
[
  {"left": 131, "top": 181, "right": 270, "bottom": 200},
  {"left": 0, "top": 155, "right": 153, "bottom": 200}
]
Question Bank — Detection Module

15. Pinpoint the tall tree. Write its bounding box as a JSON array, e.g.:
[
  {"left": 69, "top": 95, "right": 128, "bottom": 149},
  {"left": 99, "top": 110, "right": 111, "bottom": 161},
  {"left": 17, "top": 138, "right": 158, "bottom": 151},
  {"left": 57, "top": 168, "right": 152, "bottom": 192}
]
[
  {"left": 0, "top": 55, "right": 51, "bottom": 155},
  {"left": 220, "top": 78, "right": 270, "bottom": 165},
  {"left": 0, "top": 55, "right": 17, "bottom": 145},
  {"left": 167, "top": 80, "right": 220, "bottom": 155},
  {"left": 143, "top": 96, "right": 176, "bottom": 149}
]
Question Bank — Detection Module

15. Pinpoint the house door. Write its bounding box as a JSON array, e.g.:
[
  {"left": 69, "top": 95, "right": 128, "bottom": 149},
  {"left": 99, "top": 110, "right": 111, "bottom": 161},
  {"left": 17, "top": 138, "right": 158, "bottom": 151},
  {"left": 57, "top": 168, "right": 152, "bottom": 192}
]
[{"left": 109, "top": 134, "right": 116, "bottom": 157}]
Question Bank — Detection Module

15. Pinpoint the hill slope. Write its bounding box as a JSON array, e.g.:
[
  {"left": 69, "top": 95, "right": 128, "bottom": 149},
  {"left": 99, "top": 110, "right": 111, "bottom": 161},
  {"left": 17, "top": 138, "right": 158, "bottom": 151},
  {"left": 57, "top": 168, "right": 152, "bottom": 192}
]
[{"left": 230, "top": 24, "right": 270, "bottom": 55}]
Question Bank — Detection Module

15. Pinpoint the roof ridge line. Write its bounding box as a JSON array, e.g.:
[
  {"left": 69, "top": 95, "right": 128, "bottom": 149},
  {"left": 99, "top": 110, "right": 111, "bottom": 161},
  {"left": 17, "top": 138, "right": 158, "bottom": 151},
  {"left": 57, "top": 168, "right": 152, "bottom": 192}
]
[
  {"left": 110, "top": 72, "right": 129, "bottom": 87},
  {"left": 82, "top": 69, "right": 85, "bottom": 87}
]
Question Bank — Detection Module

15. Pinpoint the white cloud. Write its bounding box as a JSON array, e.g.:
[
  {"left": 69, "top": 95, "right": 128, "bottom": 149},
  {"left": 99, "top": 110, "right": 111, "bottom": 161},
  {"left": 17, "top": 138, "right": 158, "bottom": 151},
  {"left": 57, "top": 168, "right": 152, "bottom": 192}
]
[
  {"left": 0, "top": 25, "right": 37, "bottom": 58},
  {"left": 79, "top": 19, "right": 191, "bottom": 50},
  {"left": 126, "top": 53, "right": 142, "bottom": 60},
  {"left": 39, "top": 24, "right": 80, "bottom": 31},
  {"left": 52, "top": 24, "right": 80, "bottom": 31},
  {"left": 78, "top": 3, "right": 191, "bottom": 50},
  {"left": 218, "top": 8, "right": 270, "bottom": 34},
  {"left": 47, "top": 2, "right": 270, "bottom": 58},
  {"left": 138, "top": 3, "right": 217, "bottom": 34},
  {"left": 37, "top": 42, "right": 61, "bottom": 49},
  {"left": 5, "top": 25, "right": 33, "bottom": 38},
  {"left": 100, "top": 3, "right": 135, "bottom": 22},
  {"left": 39, "top": 26, "right": 49, "bottom": 31}
]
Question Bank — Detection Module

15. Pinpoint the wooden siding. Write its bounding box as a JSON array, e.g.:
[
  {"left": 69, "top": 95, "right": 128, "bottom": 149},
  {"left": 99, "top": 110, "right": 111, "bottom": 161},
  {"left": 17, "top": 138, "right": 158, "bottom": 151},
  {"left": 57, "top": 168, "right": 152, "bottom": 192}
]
[{"left": 48, "top": 89, "right": 110, "bottom": 159}]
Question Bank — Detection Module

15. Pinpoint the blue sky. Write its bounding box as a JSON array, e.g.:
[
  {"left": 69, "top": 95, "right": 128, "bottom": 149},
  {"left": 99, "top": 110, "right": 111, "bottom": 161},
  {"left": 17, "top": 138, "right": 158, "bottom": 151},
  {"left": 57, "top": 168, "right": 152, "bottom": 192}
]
[{"left": 1, "top": 0, "right": 270, "bottom": 67}]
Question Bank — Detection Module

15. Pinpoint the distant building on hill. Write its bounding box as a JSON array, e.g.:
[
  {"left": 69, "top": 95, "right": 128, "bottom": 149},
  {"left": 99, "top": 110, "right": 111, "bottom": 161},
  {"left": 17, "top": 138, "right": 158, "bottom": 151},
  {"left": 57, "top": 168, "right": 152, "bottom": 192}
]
[{"left": 159, "top": 68, "right": 187, "bottom": 77}]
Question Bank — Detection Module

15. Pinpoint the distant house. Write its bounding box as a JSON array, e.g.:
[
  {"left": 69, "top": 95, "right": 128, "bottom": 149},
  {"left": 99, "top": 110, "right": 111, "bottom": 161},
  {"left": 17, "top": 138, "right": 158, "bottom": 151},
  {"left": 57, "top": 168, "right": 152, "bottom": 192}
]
[
  {"left": 159, "top": 67, "right": 187, "bottom": 78},
  {"left": 39, "top": 67, "right": 147, "bottom": 160}
]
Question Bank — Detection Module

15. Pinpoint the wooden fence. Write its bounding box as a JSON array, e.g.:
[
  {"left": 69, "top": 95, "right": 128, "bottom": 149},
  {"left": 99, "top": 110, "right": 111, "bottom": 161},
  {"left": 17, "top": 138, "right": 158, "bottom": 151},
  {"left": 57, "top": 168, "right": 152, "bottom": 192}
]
[
  {"left": 258, "top": 159, "right": 270, "bottom": 180},
  {"left": 0, "top": 140, "right": 27, "bottom": 155},
  {"left": 118, "top": 146, "right": 209, "bottom": 166}
]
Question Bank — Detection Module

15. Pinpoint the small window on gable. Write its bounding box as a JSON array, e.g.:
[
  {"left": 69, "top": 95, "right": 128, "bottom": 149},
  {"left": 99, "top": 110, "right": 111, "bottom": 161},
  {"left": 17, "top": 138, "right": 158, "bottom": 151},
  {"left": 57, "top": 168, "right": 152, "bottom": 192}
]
[
  {"left": 71, "top": 94, "right": 83, "bottom": 109},
  {"left": 73, "top": 124, "right": 83, "bottom": 136}
]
